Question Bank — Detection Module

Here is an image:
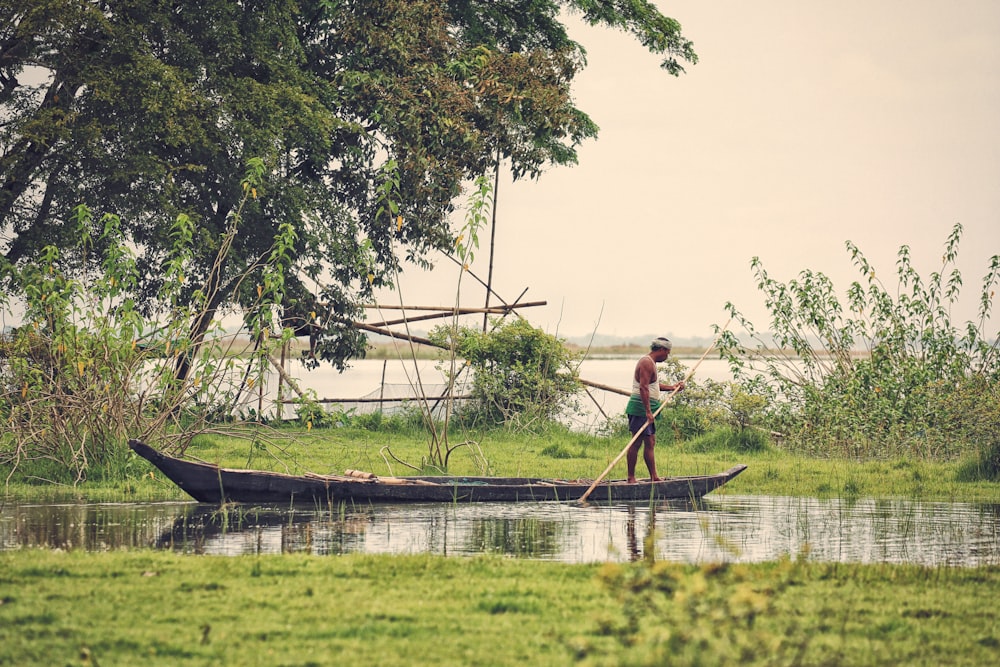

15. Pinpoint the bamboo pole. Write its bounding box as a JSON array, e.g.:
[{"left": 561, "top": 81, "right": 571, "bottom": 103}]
[
  {"left": 277, "top": 340, "right": 287, "bottom": 421},
  {"left": 366, "top": 302, "right": 544, "bottom": 328},
  {"left": 353, "top": 322, "right": 437, "bottom": 346},
  {"left": 267, "top": 354, "right": 307, "bottom": 400},
  {"left": 360, "top": 301, "right": 545, "bottom": 312},
  {"left": 379, "top": 359, "right": 387, "bottom": 413},
  {"left": 280, "top": 395, "right": 473, "bottom": 404},
  {"left": 483, "top": 149, "right": 501, "bottom": 331},
  {"left": 583, "top": 386, "right": 610, "bottom": 421},
  {"left": 578, "top": 321, "right": 731, "bottom": 503},
  {"left": 579, "top": 378, "right": 630, "bottom": 397}
]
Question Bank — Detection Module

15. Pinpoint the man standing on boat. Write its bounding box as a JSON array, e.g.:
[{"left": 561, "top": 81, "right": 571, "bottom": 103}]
[{"left": 625, "top": 336, "right": 684, "bottom": 483}]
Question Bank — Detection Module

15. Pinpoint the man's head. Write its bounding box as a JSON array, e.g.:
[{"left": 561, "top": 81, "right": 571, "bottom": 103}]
[{"left": 650, "top": 336, "right": 672, "bottom": 360}]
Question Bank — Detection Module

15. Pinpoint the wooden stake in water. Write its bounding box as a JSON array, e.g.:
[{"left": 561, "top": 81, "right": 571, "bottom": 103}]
[{"left": 577, "top": 321, "right": 731, "bottom": 503}]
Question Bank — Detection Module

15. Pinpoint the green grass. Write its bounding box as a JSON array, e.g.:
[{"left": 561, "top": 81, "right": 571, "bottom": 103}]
[
  {"left": 3, "top": 424, "right": 1000, "bottom": 504},
  {"left": 4, "top": 424, "right": 1000, "bottom": 666},
  {"left": 1, "top": 550, "right": 999, "bottom": 666}
]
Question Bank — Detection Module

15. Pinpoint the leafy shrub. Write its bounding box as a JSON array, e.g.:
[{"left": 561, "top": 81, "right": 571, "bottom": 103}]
[
  {"left": 292, "top": 390, "right": 343, "bottom": 429},
  {"left": 657, "top": 403, "right": 705, "bottom": 443},
  {"left": 590, "top": 559, "right": 803, "bottom": 666},
  {"left": 650, "top": 359, "right": 771, "bottom": 443},
  {"left": 720, "top": 224, "right": 999, "bottom": 459},
  {"left": 431, "top": 318, "right": 581, "bottom": 430},
  {"left": 585, "top": 356, "right": 764, "bottom": 443},
  {"left": 0, "top": 162, "right": 303, "bottom": 483}
]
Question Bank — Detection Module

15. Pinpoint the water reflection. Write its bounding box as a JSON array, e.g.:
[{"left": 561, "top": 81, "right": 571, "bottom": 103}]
[{"left": 2, "top": 496, "right": 998, "bottom": 566}]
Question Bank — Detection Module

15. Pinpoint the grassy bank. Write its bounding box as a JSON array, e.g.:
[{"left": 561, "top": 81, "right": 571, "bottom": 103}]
[
  {"left": 3, "top": 425, "right": 998, "bottom": 504},
  {"left": 2, "top": 550, "right": 999, "bottom": 666},
  {"left": 4, "top": 427, "right": 999, "bottom": 666}
]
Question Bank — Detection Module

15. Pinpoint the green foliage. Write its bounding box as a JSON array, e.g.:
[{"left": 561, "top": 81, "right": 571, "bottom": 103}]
[
  {"left": 721, "top": 224, "right": 1000, "bottom": 459},
  {"left": 565, "top": 0, "right": 698, "bottom": 74},
  {"left": 436, "top": 173, "right": 494, "bottom": 461},
  {"left": 540, "top": 443, "right": 576, "bottom": 459},
  {"left": 593, "top": 559, "right": 802, "bottom": 666},
  {"left": 590, "top": 356, "right": 758, "bottom": 442},
  {"left": 291, "top": 390, "right": 342, "bottom": 430},
  {"left": 1, "top": 209, "right": 153, "bottom": 482},
  {"left": 453, "top": 174, "right": 491, "bottom": 269},
  {"left": 648, "top": 358, "right": 705, "bottom": 434},
  {"left": 584, "top": 557, "right": 1000, "bottom": 667},
  {"left": 655, "top": 403, "right": 705, "bottom": 442},
  {"left": 373, "top": 162, "right": 497, "bottom": 468},
  {"left": 0, "top": 171, "right": 307, "bottom": 484},
  {"left": 348, "top": 407, "right": 430, "bottom": 434},
  {"left": 646, "top": 358, "right": 769, "bottom": 441},
  {"left": 2, "top": 0, "right": 695, "bottom": 370},
  {"left": 686, "top": 427, "right": 771, "bottom": 454},
  {"left": 430, "top": 318, "right": 581, "bottom": 430},
  {"left": 956, "top": 431, "right": 1000, "bottom": 482}
]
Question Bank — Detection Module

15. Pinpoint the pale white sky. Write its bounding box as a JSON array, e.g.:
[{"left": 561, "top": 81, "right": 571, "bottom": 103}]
[{"left": 379, "top": 0, "right": 1000, "bottom": 342}]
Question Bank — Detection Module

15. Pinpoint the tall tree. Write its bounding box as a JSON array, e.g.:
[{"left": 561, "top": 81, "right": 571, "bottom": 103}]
[{"left": 0, "top": 0, "right": 696, "bottom": 368}]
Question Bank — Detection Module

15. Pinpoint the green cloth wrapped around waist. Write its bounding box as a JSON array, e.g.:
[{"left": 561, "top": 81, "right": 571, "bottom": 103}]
[{"left": 625, "top": 395, "right": 662, "bottom": 417}]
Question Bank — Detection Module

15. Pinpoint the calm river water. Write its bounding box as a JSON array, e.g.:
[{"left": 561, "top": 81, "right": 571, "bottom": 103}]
[{"left": 3, "top": 496, "right": 998, "bottom": 566}]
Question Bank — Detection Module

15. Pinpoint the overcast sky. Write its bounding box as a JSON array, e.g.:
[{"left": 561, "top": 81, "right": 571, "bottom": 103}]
[{"left": 379, "top": 0, "right": 1000, "bottom": 342}]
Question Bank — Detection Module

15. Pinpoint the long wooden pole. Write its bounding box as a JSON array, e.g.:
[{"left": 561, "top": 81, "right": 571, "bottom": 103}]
[
  {"left": 578, "top": 320, "right": 731, "bottom": 503},
  {"left": 360, "top": 302, "right": 545, "bottom": 312},
  {"left": 483, "top": 148, "right": 501, "bottom": 332},
  {"left": 366, "top": 302, "right": 545, "bottom": 328}
]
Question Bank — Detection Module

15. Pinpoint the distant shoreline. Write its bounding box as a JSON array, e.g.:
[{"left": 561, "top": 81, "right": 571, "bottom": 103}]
[
  {"left": 362, "top": 341, "right": 868, "bottom": 362},
  {"left": 362, "top": 341, "right": 711, "bottom": 361}
]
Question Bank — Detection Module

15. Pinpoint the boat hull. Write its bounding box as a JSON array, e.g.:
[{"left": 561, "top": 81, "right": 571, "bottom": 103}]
[{"left": 129, "top": 439, "right": 746, "bottom": 504}]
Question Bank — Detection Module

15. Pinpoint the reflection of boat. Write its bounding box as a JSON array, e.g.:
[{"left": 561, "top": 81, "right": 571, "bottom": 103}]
[
  {"left": 130, "top": 439, "right": 747, "bottom": 505},
  {"left": 153, "top": 504, "right": 362, "bottom": 555}
]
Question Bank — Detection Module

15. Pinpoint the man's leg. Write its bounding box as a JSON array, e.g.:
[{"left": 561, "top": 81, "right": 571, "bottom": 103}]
[
  {"left": 626, "top": 414, "right": 647, "bottom": 483},
  {"left": 626, "top": 439, "right": 641, "bottom": 483},
  {"left": 643, "top": 435, "right": 661, "bottom": 481}
]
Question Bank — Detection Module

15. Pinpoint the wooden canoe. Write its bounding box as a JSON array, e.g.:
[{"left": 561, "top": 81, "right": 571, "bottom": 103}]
[{"left": 129, "top": 439, "right": 747, "bottom": 505}]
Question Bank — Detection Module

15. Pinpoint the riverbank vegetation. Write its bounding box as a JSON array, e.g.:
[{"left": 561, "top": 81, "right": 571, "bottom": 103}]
[
  {"left": 0, "top": 167, "right": 306, "bottom": 484},
  {"left": 719, "top": 224, "right": 999, "bottom": 466},
  {"left": 0, "top": 0, "right": 696, "bottom": 487},
  {"left": 3, "top": 421, "right": 998, "bottom": 505},
  {"left": 1, "top": 0, "right": 993, "bottom": 493},
  {"left": 0, "top": 89, "right": 996, "bottom": 505},
  {"left": 3, "top": 549, "right": 999, "bottom": 667},
  {"left": 1, "top": 92, "right": 994, "bottom": 494},
  {"left": 2, "top": 227, "right": 997, "bottom": 667}
]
